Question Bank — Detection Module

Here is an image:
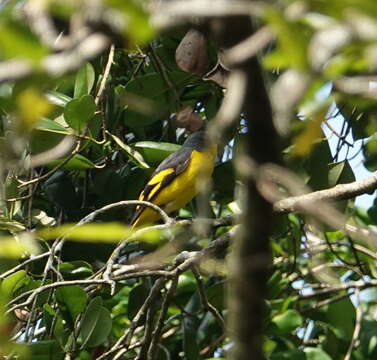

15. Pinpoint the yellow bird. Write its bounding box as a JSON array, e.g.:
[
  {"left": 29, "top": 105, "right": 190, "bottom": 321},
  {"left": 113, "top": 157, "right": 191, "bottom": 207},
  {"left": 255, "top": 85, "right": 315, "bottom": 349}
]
[{"left": 131, "top": 131, "right": 217, "bottom": 227}]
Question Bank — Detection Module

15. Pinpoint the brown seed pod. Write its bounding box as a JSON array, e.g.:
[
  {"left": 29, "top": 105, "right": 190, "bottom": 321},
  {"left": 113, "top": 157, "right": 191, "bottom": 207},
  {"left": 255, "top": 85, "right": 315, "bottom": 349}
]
[
  {"left": 175, "top": 29, "right": 209, "bottom": 75},
  {"left": 203, "top": 50, "right": 230, "bottom": 88}
]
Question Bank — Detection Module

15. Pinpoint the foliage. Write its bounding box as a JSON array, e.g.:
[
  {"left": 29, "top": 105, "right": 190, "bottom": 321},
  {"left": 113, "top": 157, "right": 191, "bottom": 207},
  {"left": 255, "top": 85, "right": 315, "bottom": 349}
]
[{"left": 0, "top": 0, "right": 376, "bottom": 359}]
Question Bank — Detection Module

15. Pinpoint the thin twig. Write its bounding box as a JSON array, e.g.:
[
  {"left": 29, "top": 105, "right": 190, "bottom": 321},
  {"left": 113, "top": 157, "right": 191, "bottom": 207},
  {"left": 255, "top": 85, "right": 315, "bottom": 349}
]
[
  {"left": 18, "top": 139, "right": 82, "bottom": 188},
  {"left": 192, "top": 266, "right": 226, "bottom": 331},
  {"left": 344, "top": 289, "right": 362, "bottom": 360},
  {"left": 147, "top": 276, "right": 179, "bottom": 360},
  {"left": 0, "top": 252, "right": 50, "bottom": 280},
  {"left": 98, "top": 278, "right": 166, "bottom": 360},
  {"left": 6, "top": 279, "right": 110, "bottom": 314},
  {"left": 95, "top": 44, "right": 115, "bottom": 106}
]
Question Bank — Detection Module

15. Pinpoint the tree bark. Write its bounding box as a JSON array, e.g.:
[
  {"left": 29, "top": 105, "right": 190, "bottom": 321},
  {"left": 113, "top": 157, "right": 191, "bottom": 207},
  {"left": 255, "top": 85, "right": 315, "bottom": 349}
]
[{"left": 212, "top": 11, "right": 280, "bottom": 360}]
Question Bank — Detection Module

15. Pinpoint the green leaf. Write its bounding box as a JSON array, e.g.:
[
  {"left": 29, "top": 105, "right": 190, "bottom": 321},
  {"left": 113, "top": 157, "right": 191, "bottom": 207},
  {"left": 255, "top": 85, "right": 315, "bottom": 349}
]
[
  {"left": 182, "top": 315, "right": 200, "bottom": 360},
  {"left": 74, "top": 63, "right": 95, "bottom": 98},
  {"left": 47, "top": 154, "right": 97, "bottom": 170},
  {"left": 303, "top": 347, "right": 332, "bottom": 360},
  {"left": 24, "top": 340, "right": 64, "bottom": 360},
  {"left": 121, "top": 72, "right": 189, "bottom": 129},
  {"left": 37, "top": 222, "right": 132, "bottom": 243},
  {"left": 1, "top": 270, "right": 30, "bottom": 298},
  {"left": 132, "top": 141, "right": 181, "bottom": 166},
  {"left": 80, "top": 297, "right": 112, "bottom": 348},
  {"left": 0, "top": 17, "right": 48, "bottom": 62},
  {"left": 34, "top": 117, "right": 70, "bottom": 134},
  {"left": 339, "top": 98, "right": 377, "bottom": 141},
  {"left": 64, "top": 95, "right": 96, "bottom": 132},
  {"left": 328, "top": 161, "right": 355, "bottom": 187},
  {"left": 108, "top": 132, "right": 150, "bottom": 169},
  {"left": 128, "top": 283, "right": 151, "bottom": 320},
  {"left": 56, "top": 285, "right": 87, "bottom": 323},
  {"left": 46, "top": 91, "right": 72, "bottom": 107},
  {"left": 305, "top": 138, "right": 333, "bottom": 191},
  {"left": 58, "top": 261, "right": 93, "bottom": 279},
  {"left": 176, "top": 273, "right": 197, "bottom": 295},
  {"left": 271, "top": 309, "right": 303, "bottom": 334},
  {"left": 213, "top": 161, "right": 235, "bottom": 203},
  {"left": 206, "top": 282, "right": 225, "bottom": 312},
  {"left": 30, "top": 118, "right": 70, "bottom": 154},
  {"left": 326, "top": 297, "right": 355, "bottom": 340},
  {"left": 271, "top": 350, "right": 306, "bottom": 360},
  {"left": 364, "top": 138, "right": 377, "bottom": 171},
  {"left": 42, "top": 171, "right": 80, "bottom": 214}
]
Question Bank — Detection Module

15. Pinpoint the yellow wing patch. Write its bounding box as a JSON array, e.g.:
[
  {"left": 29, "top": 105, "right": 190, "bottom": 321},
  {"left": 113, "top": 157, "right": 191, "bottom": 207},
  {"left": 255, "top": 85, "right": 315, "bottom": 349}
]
[{"left": 139, "top": 168, "right": 175, "bottom": 202}]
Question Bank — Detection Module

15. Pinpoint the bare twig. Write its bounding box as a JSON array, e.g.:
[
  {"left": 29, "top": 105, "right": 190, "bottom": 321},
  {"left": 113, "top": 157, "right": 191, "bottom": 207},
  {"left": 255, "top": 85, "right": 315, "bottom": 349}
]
[
  {"left": 192, "top": 266, "right": 226, "bottom": 331},
  {"left": 344, "top": 289, "right": 362, "bottom": 360},
  {"left": 7, "top": 279, "right": 110, "bottom": 314},
  {"left": 147, "top": 277, "right": 179, "bottom": 360},
  {"left": 301, "top": 292, "right": 353, "bottom": 313},
  {"left": 300, "top": 279, "right": 377, "bottom": 299},
  {"left": 78, "top": 200, "right": 172, "bottom": 226},
  {"left": 95, "top": 44, "right": 115, "bottom": 106},
  {"left": 18, "top": 139, "right": 82, "bottom": 188},
  {"left": 98, "top": 278, "right": 166, "bottom": 360}
]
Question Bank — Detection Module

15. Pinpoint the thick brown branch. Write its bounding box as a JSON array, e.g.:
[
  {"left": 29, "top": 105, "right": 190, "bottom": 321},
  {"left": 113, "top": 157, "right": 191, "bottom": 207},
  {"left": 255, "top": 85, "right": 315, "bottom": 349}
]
[{"left": 211, "top": 9, "right": 280, "bottom": 360}]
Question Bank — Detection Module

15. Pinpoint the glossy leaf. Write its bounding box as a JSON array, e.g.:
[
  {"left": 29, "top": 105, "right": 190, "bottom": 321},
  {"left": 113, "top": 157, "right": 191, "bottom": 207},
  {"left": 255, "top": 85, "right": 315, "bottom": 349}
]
[
  {"left": 58, "top": 261, "right": 93, "bottom": 279},
  {"left": 56, "top": 285, "right": 87, "bottom": 323},
  {"left": 46, "top": 91, "right": 72, "bottom": 107},
  {"left": 64, "top": 95, "right": 96, "bottom": 132},
  {"left": 24, "top": 340, "right": 64, "bottom": 360},
  {"left": 74, "top": 63, "right": 95, "bottom": 99},
  {"left": 128, "top": 283, "right": 151, "bottom": 320},
  {"left": 47, "top": 154, "right": 97, "bottom": 170},
  {"left": 132, "top": 141, "right": 180, "bottom": 166},
  {"left": 1, "top": 270, "right": 30, "bottom": 298},
  {"left": 30, "top": 118, "right": 70, "bottom": 154},
  {"left": 271, "top": 309, "right": 303, "bottom": 334},
  {"left": 303, "top": 348, "right": 332, "bottom": 360},
  {"left": 364, "top": 138, "right": 377, "bottom": 171},
  {"left": 108, "top": 131, "right": 150, "bottom": 169},
  {"left": 79, "top": 297, "right": 112, "bottom": 348}
]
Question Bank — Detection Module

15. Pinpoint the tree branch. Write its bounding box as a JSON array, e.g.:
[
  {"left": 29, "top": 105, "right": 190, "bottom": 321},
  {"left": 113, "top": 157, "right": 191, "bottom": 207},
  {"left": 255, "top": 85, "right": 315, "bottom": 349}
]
[
  {"left": 274, "top": 171, "right": 377, "bottom": 213},
  {"left": 211, "top": 8, "right": 280, "bottom": 360}
]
